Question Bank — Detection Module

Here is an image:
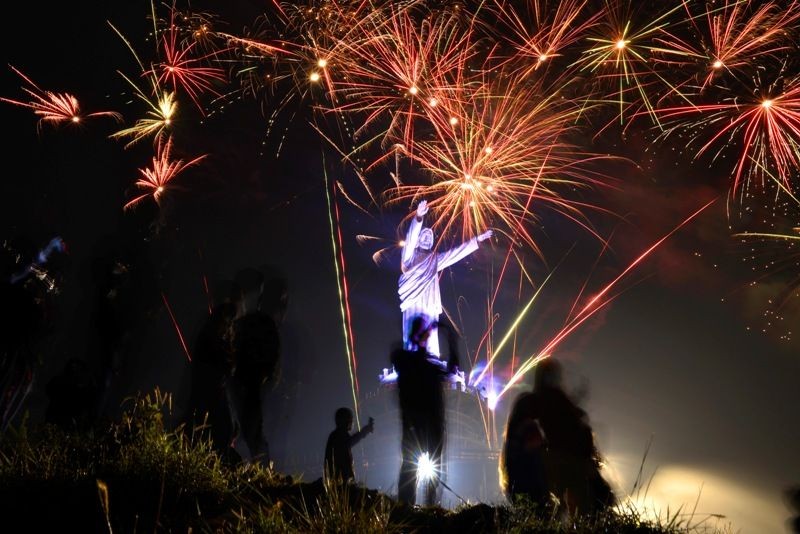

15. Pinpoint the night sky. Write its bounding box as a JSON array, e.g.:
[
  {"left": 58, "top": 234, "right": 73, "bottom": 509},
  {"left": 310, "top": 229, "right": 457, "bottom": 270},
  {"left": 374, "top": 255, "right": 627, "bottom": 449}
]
[{"left": 2, "top": 2, "right": 799, "bottom": 532}]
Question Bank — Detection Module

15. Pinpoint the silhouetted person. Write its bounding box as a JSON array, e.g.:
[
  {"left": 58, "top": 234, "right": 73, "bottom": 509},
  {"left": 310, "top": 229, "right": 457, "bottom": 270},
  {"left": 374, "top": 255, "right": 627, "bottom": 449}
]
[
  {"left": 393, "top": 315, "right": 455, "bottom": 506},
  {"left": 45, "top": 358, "right": 98, "bottom": 432},
  {"left": 90, "top": 203, "right": 163, "bottom": 417},
  {"left": 256, "top": 266, "right": 297, "bottom": 467},
  {"left": 230, "top": 268, "right": 280, "bottom": 466},
  {"left": 787, "top": 485, "right": 800, "bottom": 533},
  {"left": 324, "top": 407, "right": 374, "bottom": 483},
  {"left": 186, "top": 283, "right": 238, "bottom": 459},
  {"left": 1, "top": 235, "right": 65, "bottom": 433},
  {"left": 501, "top": 396, "right": 548, "bottom": 505},
  {"left": 501, "top": 358, "right": 614, "bottom": 514}
]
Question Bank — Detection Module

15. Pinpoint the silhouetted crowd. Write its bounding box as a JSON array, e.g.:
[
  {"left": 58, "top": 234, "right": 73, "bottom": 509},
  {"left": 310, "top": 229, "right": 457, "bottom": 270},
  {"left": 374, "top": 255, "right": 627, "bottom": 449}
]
[
  {"left": 184, "top": 266, "right": 285, "bottom": 466},
  {"left": 3, "top": 222, "right": 624, "bottom": 515}
]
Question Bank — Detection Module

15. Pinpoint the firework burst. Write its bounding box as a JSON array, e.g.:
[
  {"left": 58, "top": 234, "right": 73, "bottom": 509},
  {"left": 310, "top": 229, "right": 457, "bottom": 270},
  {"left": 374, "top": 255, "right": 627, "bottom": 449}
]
[
  {"left": 573, "top": 0, "right": 693, "bottom": 128},
  {"left": 658, "top": 0, "right": 800, "bottom": 92},
  {"left": 110, "top": 77, "right": 178, "bottom": 148},
  {"left": 124, "top": 135, "right": 206, "bottom": 210},
  {"left": 490, "top": 0, "right": 600, "bottom": 77},
  {"left": 386, "top": 73, "right": 613, "bottom": 252},
  {"left": 656, "top": 70, "right": 800, "bottom": 194},
  {"left": 147, "top": 7, "right": 228, "bottom": 113},
  {"left": 324, "top": 4, "right": 481, "bottom": 156},
  {"left": 1, "top": 66, "right": 121, "bottom": 131}
]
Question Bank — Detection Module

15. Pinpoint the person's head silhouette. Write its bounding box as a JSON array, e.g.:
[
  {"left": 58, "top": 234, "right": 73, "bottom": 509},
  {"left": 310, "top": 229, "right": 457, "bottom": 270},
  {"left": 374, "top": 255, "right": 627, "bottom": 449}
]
[
  {"left": 409, "top": 315, "right": 434, "bottom": 351},
  {"left": 534, "top": 357, "right": 563, "bottom": 391},
  {"left": 334, "top": 407, "right": 354, "bottom": 432}
]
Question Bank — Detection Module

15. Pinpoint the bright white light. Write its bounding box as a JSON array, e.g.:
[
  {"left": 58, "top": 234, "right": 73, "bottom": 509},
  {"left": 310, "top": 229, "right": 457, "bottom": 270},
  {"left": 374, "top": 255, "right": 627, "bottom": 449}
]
[
  {"left": 615, "top": 39, "right": 626, "bottom": 50},
  {"left": 399, "top": 240, "right": 406, "bottom": 247},
  {"left": 428, "top": 97, "right": 438, "bottom": 107},
  {"left": 762, "top": 99, "right": 773, "bottom": 109},
  {"left": 409, "top": 85, "right": 419, "bottom": 95},
  {"left": 487, "top": 390, "right": 498, "bottom": 411},
  {"left": 317, "top": 58, "right": 328, "bottom": 68},
  {"left": 449, "top": 117, "right": 458, "bottom": 125},
  {"left": 417, "top": 452, "right": 436, "bottom": 482},
  {"left": 538, "top": 54, "right": 548, "bottom": 62},
  {"left": 712, "top": 59, "right": 723, "bottom": 69},
  {"left": 309, "top": 72, "right": 321, "bottom": 82},
  {"left": 484, "top": 146, "right": 493, "bottom": 154}
]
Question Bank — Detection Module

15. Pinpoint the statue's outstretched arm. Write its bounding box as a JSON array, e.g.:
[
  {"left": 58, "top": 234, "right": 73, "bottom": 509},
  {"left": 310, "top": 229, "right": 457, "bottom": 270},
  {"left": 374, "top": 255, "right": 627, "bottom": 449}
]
[{"left": 401, "top": 201, "right": 427, "bottom": 269}]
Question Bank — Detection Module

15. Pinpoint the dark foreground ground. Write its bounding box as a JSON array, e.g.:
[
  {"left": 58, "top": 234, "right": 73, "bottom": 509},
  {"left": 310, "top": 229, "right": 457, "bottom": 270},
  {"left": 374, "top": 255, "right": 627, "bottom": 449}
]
[{"left": 0, "top": 390, "right": 725, "bottom": 533}]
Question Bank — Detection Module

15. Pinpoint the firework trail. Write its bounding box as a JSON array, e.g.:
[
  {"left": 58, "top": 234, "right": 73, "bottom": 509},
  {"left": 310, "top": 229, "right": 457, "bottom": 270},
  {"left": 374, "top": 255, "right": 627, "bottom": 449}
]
[
  {"left": 1, "top": 66, "right": 121, "bottom": 131},
  {"left": 161, "top": 291, "right": 192, "bottom": 362},
  {"left": 492, "top": 197, "right": 718, "bottom": 404},
  {"left": 323, "top": 155, "right": 361, "bottom": 426}
]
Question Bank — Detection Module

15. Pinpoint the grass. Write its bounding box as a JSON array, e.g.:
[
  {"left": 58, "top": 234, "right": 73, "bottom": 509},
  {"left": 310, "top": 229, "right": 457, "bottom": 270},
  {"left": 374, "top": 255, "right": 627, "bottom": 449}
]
[{"left": 0, "top": 389, "right": 730, "bottom": 533}]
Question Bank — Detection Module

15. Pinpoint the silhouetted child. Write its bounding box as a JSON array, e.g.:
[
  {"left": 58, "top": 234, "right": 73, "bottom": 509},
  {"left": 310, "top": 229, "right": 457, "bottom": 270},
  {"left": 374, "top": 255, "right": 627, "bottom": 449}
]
[{"left": 324, "top": 407, "right": 374, "bottom": 483}]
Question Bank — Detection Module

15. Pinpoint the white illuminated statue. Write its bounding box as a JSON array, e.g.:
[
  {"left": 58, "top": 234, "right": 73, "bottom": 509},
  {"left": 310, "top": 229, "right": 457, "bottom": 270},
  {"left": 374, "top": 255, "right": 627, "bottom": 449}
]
[{"left": 398, "top": 200, "right": 493, "bottom": 357}]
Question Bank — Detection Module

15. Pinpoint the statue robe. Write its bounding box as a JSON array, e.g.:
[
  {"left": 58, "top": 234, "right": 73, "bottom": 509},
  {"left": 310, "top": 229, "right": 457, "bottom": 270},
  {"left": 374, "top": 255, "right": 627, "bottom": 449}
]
[{"left": 398, "top": 216, "right": 478, "bottom": 356}]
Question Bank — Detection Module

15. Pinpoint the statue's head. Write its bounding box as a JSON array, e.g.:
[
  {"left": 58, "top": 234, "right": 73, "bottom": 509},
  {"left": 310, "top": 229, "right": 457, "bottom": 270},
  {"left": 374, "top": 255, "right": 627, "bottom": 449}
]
[{"left": 418, "top": 228, "right": 434, "bottom": 250}]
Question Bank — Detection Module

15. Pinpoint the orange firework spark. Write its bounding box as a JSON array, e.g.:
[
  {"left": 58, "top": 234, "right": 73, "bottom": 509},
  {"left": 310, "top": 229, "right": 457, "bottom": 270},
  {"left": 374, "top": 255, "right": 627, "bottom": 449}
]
[
  {"left": 386, "top": 73, "right": 613, "bottom": 252},
  {"left": 658, "top": 0, "right": 800, "bottom": 91},
  {"left": 325, "top": 4, "right": 480, "bottom": 155},
  {"left": 217, "top": 0, "right": 363, "bottom": 105},
  {"left": 490, "top": 0, "right": 601, "bottom": 77},
  {"left": 124, "top": 135, "right": 206, "bottom": 210},
  {"left": 175, "top": 7, "right": 226, "bottom": 56},
  {"left": 0, "top": 66, "right": 121, "bottom": 131}
]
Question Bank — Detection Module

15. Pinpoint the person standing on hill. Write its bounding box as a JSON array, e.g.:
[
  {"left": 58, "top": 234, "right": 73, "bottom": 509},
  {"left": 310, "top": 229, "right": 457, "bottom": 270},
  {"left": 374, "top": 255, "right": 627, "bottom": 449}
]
[
  {"left": 501, "top": 358, "right": 615, "bottom": 514},
  {"left": 324, "top": 407, "right": 374, "bottom": 483}
]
